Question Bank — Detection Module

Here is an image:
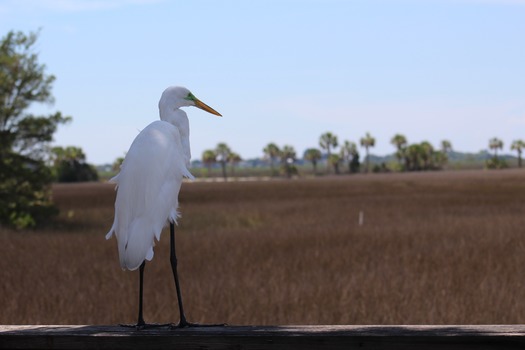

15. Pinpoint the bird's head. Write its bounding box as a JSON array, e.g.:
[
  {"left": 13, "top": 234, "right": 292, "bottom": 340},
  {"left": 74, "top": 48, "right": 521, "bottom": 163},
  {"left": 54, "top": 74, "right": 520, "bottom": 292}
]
[{"left": 159, "top": 86, "right": 222, "bottom": 116}]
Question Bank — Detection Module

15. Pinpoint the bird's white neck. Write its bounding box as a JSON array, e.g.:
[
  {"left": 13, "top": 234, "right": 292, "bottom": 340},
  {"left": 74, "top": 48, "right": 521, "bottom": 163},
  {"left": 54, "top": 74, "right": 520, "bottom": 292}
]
[
  {"left": 159, "top": 106, "right": 191, "bottom": 165},
  {"left": 160, "top": 104, "right": 186, "bottom": 124}
]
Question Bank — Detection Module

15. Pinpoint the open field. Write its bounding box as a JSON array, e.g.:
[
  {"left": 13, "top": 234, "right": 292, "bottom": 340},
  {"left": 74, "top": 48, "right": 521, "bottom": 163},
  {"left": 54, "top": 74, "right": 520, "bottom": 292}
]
[{"left": 2, "top": 169, "right": 525, "bottom": 325}]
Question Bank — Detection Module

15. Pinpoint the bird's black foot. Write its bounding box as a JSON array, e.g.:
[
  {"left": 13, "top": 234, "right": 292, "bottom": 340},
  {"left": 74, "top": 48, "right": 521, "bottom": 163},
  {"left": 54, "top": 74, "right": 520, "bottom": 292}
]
[
  {"left": 119, "top": 322, "right": 170, "bottom": 330},
  {"left": 169, "top": 319, "right": 227, "bottom": 329}
]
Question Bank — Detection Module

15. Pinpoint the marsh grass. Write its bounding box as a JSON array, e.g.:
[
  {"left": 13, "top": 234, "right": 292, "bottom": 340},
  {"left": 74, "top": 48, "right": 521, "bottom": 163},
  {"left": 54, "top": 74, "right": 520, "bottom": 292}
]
[{"left": 1, "top": 169, "right": 525, "bottom": 325}]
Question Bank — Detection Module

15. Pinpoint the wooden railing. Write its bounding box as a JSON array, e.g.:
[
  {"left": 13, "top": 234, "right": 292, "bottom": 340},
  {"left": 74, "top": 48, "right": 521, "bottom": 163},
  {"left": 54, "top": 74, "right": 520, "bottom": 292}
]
[{"left": 2, "top": 325, "right": 525, "bottom": 349}]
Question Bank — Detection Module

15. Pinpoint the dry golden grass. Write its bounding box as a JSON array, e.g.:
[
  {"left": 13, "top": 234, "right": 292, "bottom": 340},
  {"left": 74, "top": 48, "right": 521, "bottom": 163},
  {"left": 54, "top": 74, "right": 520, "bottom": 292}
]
[{"left": 2, "top": 169, "right": 525, "bottom": 325}]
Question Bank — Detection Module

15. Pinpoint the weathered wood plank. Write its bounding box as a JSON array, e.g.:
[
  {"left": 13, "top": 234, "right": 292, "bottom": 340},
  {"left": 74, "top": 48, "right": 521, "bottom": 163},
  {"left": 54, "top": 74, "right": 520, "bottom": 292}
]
[{"left": 1, "top": 325, "right": 525, "bottom": 350}]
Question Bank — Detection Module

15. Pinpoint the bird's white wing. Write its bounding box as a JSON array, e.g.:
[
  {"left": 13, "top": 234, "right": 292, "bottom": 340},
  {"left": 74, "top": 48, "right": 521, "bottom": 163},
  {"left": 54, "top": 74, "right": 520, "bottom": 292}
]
[{"left": 106, "top": 120, "right": 194, "bottom": 271}]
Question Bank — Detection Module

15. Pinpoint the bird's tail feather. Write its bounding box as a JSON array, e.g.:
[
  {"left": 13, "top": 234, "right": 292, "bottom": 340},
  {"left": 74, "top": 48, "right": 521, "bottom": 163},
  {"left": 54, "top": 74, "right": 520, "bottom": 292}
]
[
  {"left": 105, "top": 226, "right": 114, "bottom": 240},
  {"left": 183, "top": 168, "right": 195, "bottom": 180},
  {"left": 109, "top": 173, "right": 120, "bottom": 184},
  {"left": 119, "top": 217, "right": 155, "bottom": 271}
]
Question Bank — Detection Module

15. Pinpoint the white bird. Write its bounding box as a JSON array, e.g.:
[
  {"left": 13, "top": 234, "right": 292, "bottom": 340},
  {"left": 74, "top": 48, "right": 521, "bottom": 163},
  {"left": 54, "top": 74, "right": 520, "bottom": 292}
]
[{"left": 106, "top": 86, "right": 222, "bottom": 329}]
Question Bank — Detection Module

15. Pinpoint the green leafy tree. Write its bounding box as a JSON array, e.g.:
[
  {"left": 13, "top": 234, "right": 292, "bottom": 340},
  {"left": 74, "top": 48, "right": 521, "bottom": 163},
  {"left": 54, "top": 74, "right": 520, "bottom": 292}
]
[
  {"left": 201, "top": 149, "right": 216, "bottom": 177},
  {"left": 433, "top": 151, "right": 448, "bottom": 169},
  {"left": 263, "top": 143, "right": 280, "bottom": 176},
  {"left": 406, "top": 143, "right": 423, "bottom": 171},
  {"left": 400, "top": 141, "right": 446, "bottom": 171},
  {"left": 215, "top": 142, "right": 232, "bottom": 180},
  {"left": 0, "top": 30, "right": 71, "bottom": 228},
  {"left": 319, "top": 132, "right": 338, "bottom": 173},
  {"left": 304, "top": 148, "right": 322, "bottom": 175},
  {"left": 360, "top": 132, "right": 375, "bottom": 173},
  {"left": 511, "top": 140, "right": 525, "bottom": 168},
  {"left": 51, "top": 146, "right": 98, "bottom": 182}
]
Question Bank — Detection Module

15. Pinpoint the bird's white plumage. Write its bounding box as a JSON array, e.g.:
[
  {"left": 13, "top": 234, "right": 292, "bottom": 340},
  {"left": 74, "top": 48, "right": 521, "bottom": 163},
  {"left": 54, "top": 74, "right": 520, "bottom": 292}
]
[
  {"left": 106, "top": 120, "right": 194, "bottom": 270},
  {"left": 106, "top": 86, "right": 200, "bottom": 271}
]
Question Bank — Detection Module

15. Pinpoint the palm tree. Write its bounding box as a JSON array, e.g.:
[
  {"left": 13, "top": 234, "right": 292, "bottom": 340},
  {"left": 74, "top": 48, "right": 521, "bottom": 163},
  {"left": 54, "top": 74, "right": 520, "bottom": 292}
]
[
  {"left": 407, "top": 143, "right": 423, "bottom": 171},
  {"left": 438, "top": 140, "right": 452, "bottom": 169},
  {"left": 390, "top": 134, "right": 407, "bottom": 171},
  {"left": 263, "top": 143, "right": 280, "bottom": 176},
  {"left": 350, "top": 150, "right": 360, "bottom": 174},
  {"left": 420, "top": 141, "right": 434, "bottom": 170},
  {"left": 304, "top": 148, "right": 322, "bottom": 175},
  {"left": 281, "top": 145, "right": 296, "bottom": 178},
  {"left": 340, "top": 140, "right": 357, "bottom": 173},
  {"left": 360, "top": 132, "right": 375, "bottom": 173},
  {"left": 319, "top": 132, "right": 338, "bottom": 173},
  {"left": 201, "top": 149, "right": 217, "bottom": 177},
  {"left": 215, "top": 142, "right": 232, "bottom": 180},
  {"left": 511, "top": 140, "right": 525, "bottom": 168},
  {"left": 328, "top": 154, "right": 341, "bottom": 174},
  {"left": 228, "top": 152, "right": 242, "bottom": 176},
  {"left": 489, "top": 137, "right": 503, "bottom": 160},
  {"left": 441, "top": 140, "right": 452, "bottom": 153}
]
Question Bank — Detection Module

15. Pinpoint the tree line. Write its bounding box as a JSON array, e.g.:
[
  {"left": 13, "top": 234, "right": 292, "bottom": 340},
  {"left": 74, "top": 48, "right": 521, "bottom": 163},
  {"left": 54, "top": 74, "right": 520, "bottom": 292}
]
[
  {"left": 260, "top": 132, "right": 451, "bottom": 176},
  {"left": 196, "top": 132, "right": 525, "bottom": 180},
  {"left": 487, "top": 137, "right": 525, "bottom": 169}
]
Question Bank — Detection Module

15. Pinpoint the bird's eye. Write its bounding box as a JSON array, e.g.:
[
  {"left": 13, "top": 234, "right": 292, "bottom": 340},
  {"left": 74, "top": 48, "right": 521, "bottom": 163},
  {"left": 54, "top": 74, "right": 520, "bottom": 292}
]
[{"left": 184, "top": 93, "right": 196, "bottom": 101}]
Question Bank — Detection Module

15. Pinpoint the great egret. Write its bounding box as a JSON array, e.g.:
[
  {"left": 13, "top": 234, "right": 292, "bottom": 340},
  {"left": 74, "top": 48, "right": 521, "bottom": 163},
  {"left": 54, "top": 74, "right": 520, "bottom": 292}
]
[{"left": 106, "top": 86, "right": 222, "bottom": 329}]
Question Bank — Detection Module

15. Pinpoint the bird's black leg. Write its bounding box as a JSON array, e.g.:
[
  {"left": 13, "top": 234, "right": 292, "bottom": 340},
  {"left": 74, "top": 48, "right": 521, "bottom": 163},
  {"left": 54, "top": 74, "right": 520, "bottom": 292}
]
[
  {"left": 137, "top": 260, "right": 146, "bottom": 328},
  {"left": 119, "top": 261, "right": 168, "bottom": 330},
  {"left": 169, "top": 223, "right": 225, "bottom": 328},
  {"left": 119, "top": 261, "right": 147, "bottom": 329},
  {"left": 170, "top": 222, "right": 189, "bottom": 327}
]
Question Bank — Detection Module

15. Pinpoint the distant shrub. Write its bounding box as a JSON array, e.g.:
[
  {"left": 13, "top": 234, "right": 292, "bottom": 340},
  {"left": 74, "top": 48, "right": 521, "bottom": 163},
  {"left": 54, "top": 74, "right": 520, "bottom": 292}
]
[
  {"left": 54, "top": 160, "right": 99, "bottom": 182},
  {"left": 485, "top": 158, "right": 508, "bottom": 170}
]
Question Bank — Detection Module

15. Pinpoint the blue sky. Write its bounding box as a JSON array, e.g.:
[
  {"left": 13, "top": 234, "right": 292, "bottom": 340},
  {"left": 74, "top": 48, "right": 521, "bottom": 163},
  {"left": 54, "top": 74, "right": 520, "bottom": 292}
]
[{"left": 1, "top": 0, "right": 524, "bottom": 164}]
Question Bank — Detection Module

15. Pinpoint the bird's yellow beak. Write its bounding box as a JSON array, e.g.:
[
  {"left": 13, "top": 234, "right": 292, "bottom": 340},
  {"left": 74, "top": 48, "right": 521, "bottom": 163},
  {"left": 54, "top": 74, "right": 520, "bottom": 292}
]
[{"left": 194, "top": 99, "right": 222, "bottom": 117}]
